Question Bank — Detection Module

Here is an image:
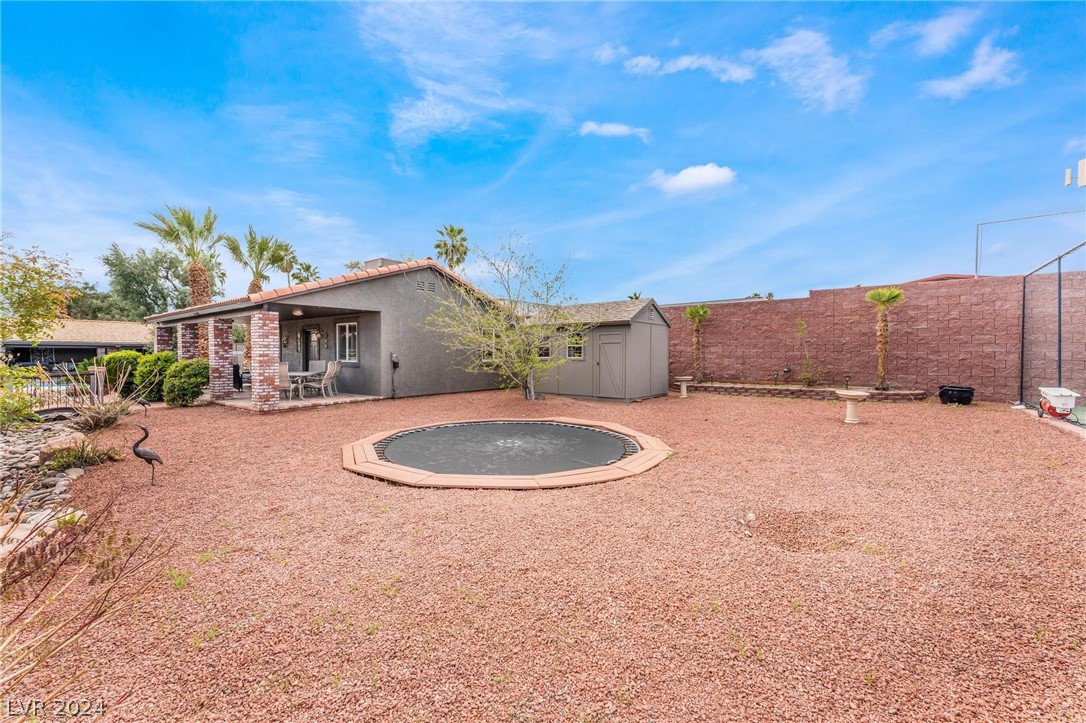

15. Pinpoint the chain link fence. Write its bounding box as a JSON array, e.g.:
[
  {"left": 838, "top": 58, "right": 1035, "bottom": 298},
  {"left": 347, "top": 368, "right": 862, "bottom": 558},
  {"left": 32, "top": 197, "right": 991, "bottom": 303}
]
[{"left": 1019, "top": 240, "right": 1086, "bottom": 425}]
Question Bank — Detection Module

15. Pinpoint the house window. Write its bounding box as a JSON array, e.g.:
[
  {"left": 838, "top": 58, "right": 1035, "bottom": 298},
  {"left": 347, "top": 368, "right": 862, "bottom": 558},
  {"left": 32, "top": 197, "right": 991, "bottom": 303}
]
[
  {"left": 336, "top": 322, "right": 358, "bottom": 362},
  {"left": 537, "top": 346, "right": 551, "bottom": 360},
  {"left": 566, "top": 333, "right": 585, "bottom": 360}
]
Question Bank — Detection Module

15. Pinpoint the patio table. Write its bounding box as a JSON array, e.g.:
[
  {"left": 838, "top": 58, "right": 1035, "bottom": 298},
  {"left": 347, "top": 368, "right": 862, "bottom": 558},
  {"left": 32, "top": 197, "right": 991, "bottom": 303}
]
[{"left": 287, "top": 371, "right": 323, "bottom": 399}]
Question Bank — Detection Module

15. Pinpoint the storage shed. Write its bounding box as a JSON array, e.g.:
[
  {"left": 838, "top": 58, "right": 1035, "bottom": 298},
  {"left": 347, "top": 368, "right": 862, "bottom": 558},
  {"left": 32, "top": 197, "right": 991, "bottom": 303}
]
[{"left": 535, "top": 299, "right": 670, "bottom": 402}]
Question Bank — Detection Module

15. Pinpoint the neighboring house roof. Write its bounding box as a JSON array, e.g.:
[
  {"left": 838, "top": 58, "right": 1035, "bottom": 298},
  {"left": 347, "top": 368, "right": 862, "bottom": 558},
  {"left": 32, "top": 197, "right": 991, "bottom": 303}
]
[
  {"left": 560, "top": 298, "right": 666, "bottom": 325},
  {"left": 909, "top": 273, "right": 979, "bottom": 283},
  {"left": 146, "top": 258, "right": 484, "bottom": 323},
  {"left": 2, "top": 319, "right": 153, "bottom": 347}
]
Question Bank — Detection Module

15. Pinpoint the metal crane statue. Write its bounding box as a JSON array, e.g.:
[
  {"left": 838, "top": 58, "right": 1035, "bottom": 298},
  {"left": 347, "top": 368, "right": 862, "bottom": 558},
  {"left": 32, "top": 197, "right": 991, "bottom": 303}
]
[
  {"left": 136, "top": 398, "right": 151, "bottom": 416},
  {"left": 132, "top": 424, "right": 163, "bottom": 485}
]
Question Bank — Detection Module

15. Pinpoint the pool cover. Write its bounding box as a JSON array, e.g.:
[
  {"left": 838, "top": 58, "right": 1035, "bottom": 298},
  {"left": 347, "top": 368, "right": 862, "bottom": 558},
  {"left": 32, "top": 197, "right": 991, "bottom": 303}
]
[{"left": 376, "top": 421, "right": 640, "bottom": 476}]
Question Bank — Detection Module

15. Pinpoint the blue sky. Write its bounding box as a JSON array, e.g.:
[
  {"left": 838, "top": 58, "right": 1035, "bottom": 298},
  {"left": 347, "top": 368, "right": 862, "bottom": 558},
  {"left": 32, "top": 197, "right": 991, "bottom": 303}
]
[{"left": 2, "top": 2, "right": 1084, "bottom": 303}]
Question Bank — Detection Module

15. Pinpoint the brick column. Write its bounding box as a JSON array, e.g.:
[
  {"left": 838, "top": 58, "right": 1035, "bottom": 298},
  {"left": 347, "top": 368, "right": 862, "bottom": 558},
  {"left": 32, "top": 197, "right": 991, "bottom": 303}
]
[
  {"left": 250, "top": 311, "right": 280, "bottom": 412},
  {"left": 154, "top": 326, "right": 174, "bottom": 353},
  {"left": 208, "top": 318, "right": 234, "bottom": 400},
  {"left": 178, "top": 323, "right": 198, "bottom": 360}
]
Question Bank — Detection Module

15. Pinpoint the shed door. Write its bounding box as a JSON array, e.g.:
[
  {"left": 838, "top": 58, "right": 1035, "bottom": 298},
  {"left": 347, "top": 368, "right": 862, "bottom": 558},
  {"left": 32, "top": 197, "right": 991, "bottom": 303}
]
[{"left": 596, "top": 332, "right": 625, "bottom": 399}]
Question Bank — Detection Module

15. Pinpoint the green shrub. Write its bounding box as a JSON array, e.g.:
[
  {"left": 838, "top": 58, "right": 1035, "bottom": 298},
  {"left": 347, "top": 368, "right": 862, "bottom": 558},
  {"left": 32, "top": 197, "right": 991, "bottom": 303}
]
[
  {"left": 163, "top": 359, "right": 209, "bottom": 407},
  {"left": 134, "top": 351, "right": 176, "bottom": 402},
  {"left": 76, "top": 356, "right": 103, "bottom": 373},
  {"left": 103, "top": 350, "right": 143, "bottom": 396},
  {"left": 41, "top": 440, "right": 123, "bottom": 472},
  {"left": 0, "top": 363, "right": 44, "bottom": 431}
]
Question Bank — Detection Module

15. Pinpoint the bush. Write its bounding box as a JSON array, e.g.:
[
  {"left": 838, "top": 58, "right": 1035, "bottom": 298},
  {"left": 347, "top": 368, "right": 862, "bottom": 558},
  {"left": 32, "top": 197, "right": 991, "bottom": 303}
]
[
  {"left": 103, "top": 350, "right": 143, "bottom": 396},
  {"left": 75, "top": 356, "right": 103, "bottom": 373},
  {"left": 41, "top": 439, "right": 123, "bottom": 472},
  {"left": 134, "top": 351, "right": 176, "bottom": 402},
  {"left": 0, "top": 362, "right": 45, "bottom": 431},
  {"left": 163, "top": 359, "right": 209, "bottom": 407}
]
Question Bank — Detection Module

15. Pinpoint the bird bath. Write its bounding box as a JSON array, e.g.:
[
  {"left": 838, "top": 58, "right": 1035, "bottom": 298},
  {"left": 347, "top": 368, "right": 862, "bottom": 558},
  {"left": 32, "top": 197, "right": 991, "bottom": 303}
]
[
  {"left": 835, "top": 390, "right": 870, "bottom": 424},
  {"left": 674, "top": 376, "right": 694, "bottom": 398}
]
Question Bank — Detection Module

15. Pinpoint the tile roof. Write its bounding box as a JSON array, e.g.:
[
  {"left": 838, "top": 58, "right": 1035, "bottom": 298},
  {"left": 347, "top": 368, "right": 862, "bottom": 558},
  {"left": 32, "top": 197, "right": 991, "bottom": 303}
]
[
  {"left": 4, "top": 318, "right": 153, "bottom": 345},
  {"left": 146, "top": 258, "right": 484, "bottom": 322}
]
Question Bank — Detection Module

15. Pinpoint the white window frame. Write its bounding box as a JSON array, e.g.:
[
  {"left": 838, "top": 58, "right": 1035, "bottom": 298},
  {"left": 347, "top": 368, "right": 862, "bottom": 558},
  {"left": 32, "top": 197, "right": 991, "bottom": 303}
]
[
  {"left": 566, "top": 343, "right": 584, "bottom": 360},
  {"left": 537, "top": 345, "right": 551, "bottom": 360},
  {"left": 336, "top": 322, "right": 358, "bottom": 363}
]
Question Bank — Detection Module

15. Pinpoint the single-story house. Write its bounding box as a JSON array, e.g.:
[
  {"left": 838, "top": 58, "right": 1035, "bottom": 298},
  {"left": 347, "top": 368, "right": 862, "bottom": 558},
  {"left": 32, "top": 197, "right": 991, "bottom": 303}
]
[
  {"left": 1, "top": 319, "right": 153, "bottom": 368},
  {"left": 146, "top": 258, "right": 672, "bottom": 411},
  {"left": 534, "top": 299, "right": 670, "bottom": 402},
  {"left": 146, "top": 258, "right": 498, "bottom": 411}
]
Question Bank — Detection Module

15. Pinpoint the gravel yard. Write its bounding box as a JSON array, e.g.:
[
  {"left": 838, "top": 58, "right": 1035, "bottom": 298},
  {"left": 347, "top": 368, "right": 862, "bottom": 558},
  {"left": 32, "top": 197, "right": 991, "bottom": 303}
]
[{"left": 17, "top": 390, "right": 1086, "bottom": 721}]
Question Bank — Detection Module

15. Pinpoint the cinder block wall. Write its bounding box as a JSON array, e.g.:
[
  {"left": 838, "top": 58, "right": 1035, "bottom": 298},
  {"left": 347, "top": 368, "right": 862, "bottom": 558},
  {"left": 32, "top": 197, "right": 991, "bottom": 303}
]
[{"left": 663, "top": 272, "right": 1085, "bottom": 402}]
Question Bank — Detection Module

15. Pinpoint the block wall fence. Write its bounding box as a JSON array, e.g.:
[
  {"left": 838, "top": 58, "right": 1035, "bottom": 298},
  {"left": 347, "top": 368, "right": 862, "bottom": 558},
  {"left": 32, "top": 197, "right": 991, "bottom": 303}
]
[{"left": 662, "top": 272, "right": 1085, "bottom": 403}]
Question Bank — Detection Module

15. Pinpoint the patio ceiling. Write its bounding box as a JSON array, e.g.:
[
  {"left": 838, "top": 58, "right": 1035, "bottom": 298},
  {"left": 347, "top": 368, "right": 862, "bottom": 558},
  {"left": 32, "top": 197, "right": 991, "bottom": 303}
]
[{"left": 150, "top": 301, "right": 369, "bottom": 326}]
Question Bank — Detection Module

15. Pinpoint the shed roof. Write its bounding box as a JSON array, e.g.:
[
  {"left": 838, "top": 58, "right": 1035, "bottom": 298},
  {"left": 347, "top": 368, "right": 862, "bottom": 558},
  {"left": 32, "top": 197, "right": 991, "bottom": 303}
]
[{"left": 559, "top": 298, "right": 665, "bottom": 325}]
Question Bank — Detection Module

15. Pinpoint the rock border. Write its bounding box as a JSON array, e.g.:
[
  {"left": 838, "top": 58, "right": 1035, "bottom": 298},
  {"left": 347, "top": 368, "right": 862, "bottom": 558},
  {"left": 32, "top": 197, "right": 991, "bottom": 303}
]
[
  {"left": 672, "top": 381, "right": 929, "bottom": 402},
  {"left": 342, "top": 417, "right": 672, "bottom": 490}
]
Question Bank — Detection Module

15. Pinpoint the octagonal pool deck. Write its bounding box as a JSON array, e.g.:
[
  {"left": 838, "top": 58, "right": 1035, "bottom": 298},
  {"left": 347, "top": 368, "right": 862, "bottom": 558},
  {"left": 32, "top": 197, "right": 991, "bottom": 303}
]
[{"left": 342, "top": 417, "right": 672, "bottom": 489}]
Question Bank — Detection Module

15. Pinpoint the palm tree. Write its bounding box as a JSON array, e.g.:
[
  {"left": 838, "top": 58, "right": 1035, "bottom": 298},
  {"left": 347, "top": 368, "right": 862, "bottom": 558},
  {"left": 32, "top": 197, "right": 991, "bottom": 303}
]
[
  {"left": 628, "top": 291, "right": 642, "bottom": 300},
  {"left": 865, "top": 287, "right": 905, "bottom": 390},
  {"left": 136, "top": 205, "right": 226, "bottom": 358},
  {"left": 434, "top": 225, "right": 469, "bottom": 272},
  {"left": 279, "top": 247, "right": 298, "bottom": 288},
  {"left": 224, "top": 227, "right": 293, "bottom": 295},
  {"left": 291, "top": 262, "right": 321, "bottom": 284},
  {"left": 223, "top": 227, "right": 293, "bottom": 370},
  {"left": 683, "top": 303, "right": 711, "bottom": 382},
  {"left": 344, "top": 260, "right": 365, "bottom": 273}
]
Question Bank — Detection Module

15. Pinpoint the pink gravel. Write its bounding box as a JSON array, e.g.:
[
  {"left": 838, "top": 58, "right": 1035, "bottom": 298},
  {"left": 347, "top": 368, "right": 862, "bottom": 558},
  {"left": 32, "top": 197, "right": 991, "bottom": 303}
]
[{"left": 13, "top": 391, "right": 1086, "bottom": 721}]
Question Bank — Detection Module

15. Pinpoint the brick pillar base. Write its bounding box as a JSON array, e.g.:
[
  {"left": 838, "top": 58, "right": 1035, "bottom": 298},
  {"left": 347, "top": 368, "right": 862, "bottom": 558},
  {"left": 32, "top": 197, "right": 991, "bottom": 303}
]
[
  {"left": 250, "top": 311, "right": 280, "bottom": 412},
  {"left": 208, "top": 318, "right": 234, "bottom": 400},
  {"left": 154, "top": 326, "right": 174, "bottom": 354},
  {"left": 178, "top": 323, "right": 198, "bottom": 360}
]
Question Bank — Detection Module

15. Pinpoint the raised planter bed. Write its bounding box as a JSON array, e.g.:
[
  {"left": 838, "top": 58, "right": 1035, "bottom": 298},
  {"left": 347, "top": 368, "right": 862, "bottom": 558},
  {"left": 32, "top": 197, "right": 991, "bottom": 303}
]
[{"left": 671, "top": 381, "right": 929, "bottom": 402}]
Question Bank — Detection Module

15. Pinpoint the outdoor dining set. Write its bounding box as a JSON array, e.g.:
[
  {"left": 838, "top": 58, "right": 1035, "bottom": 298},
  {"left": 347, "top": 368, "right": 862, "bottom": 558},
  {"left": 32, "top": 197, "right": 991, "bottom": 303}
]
[{"left": 279, "top": 360, "right": 342, "bottom": 400}]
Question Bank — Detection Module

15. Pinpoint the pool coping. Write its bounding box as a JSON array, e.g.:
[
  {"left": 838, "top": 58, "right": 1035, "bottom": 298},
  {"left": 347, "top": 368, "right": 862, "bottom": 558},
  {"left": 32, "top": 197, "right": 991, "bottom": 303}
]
[{"left": 342, "top": 417, "right": 673, "bottom": 490}]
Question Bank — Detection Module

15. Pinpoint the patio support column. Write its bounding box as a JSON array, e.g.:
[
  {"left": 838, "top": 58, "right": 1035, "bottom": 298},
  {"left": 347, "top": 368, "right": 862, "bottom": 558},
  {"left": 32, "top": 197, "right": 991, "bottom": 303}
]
[
  {"left": 208, "top": 318, "right": 234, "bottom": 400},
  {"left": 154, "top": 326, "right": 174, "bottom": 354},
  {"left": 250, "top": 310, "right": 280, "bottom": 412},
  {"left": 178, "top": 323, "right": 198, "bottom": 360}
]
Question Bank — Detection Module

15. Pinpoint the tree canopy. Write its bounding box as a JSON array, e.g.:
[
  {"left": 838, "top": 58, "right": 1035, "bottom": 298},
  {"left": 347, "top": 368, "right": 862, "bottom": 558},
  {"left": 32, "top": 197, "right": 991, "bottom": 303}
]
[
  {"left": 0, "top": 236, "right": 79, "bottom": 343},
  {"left": 425, "top": 236, "right": 590, "bottom": 400}
]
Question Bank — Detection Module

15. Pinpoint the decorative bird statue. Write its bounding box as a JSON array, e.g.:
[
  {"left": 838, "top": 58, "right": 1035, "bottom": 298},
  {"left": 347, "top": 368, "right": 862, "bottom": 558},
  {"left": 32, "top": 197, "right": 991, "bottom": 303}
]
[
  {"left": 136, "top": 398, "right": 151, "bottom": 417},
  {"left": 132, "top": 424, "right": 163, "bottom": 485}
]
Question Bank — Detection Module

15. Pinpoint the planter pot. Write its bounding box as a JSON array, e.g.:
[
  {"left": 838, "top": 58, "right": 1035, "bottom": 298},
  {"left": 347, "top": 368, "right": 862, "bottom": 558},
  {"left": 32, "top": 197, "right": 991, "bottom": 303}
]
[{"left": 938, "top": 385, "right": 974, "bottom": 405}]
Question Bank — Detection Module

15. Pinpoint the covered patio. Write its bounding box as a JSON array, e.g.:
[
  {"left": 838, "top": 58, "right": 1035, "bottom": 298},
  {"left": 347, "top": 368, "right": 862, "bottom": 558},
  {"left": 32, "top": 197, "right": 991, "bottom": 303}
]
[{"left": 148, "top": 297, "right": 377, "bottom": 413}]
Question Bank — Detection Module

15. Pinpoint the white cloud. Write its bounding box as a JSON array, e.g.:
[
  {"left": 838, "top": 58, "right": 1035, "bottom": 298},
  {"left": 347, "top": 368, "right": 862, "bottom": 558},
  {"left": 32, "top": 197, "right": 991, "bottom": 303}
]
[
  {"left": 593, "top": 42, "right": 628, "bottom": 65},
  {"left": 872, "top": 7, "right": 982, "bottom": 56},
  {"left": 578, "top": 121, "right": 651, "bottom": 143},
  {"left": 922, "top": 35, "right": 1020, "bottom": 100},
  {"left": 748, "top": 30, "right": 866, "bottom": 112},
  {"left": 221, "top": 104, "right": 358, "bottom": 163},
  {"left": 1065, "top": 136, "right": 1086, "bottom": 155},
  {"left": 359, "top": 4, "right": 560, "bottom": 146},
  {"left": 624, "top": 53, "right": 754, "bottom": 83},
  {"left": 645, "top": 163, "right": 737, "bottom": 196}
]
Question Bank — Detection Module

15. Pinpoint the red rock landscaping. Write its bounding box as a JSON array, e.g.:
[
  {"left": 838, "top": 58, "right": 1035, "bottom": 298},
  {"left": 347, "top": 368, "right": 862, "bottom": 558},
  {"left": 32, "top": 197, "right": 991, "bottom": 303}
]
[{"left": 12, "top": 390, "right": 1085, "bottom": 721}]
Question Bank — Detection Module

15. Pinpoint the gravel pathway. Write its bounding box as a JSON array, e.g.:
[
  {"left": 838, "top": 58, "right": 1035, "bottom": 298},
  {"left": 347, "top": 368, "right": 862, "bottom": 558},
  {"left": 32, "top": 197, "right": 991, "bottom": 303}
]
[{"left": 14, "top": 391, "right": 1085, "bottom": 721}]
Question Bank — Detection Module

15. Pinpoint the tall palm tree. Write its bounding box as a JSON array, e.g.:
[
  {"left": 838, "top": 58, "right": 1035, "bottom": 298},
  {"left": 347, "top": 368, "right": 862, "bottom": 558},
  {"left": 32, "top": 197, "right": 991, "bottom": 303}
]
[
  {"left": 434, "top": 225, "right": 469, "bottom": 272},
  {"left": 291, "top": 262, "right": 321, "bottom": 284},
  {"left": 865, "top": 287, "right": 906, "bottom": 390},
  {"left": 628, "top": 291, "right": 642, "bottom": 300},
  {"left": 344, "top": 260, "right": 365, "bottom": 273},
  {"left": 683, "top": 303, "right": 711, "bottom": 382},
  {"left": 224, "top": 226, "right": 293, "bottom": 295},
  {"left": 279, "top": 247, "right": 299, "bottom": 288},
  {"left": 136, "top": 205, "right": 226, "bottom": 358},
  {"left": 223, "top": 227, "right": 294, "bottom": 370}
]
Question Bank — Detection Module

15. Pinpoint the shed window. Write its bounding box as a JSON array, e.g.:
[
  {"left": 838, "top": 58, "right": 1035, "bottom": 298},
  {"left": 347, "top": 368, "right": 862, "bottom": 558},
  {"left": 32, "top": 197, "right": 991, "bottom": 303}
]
[
  {"left": 537, "top": 346, "right": 551, "bottom": 360},
  {"left": 566, "top": 343, "right": 584, "bottom": 359},
  {"left": 336, "top": 322, "right": 358, "bottom": 363}
]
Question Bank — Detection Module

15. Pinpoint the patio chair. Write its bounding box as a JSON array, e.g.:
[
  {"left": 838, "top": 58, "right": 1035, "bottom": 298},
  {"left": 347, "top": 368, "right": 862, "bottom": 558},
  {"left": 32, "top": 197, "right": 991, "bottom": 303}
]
[
  {"left": 328, "top": 360, "right": 342, "bottom": 396},
  {"left": 302, "top": 363, "right": 336, "bottom": 398},
  {"left": 308, "top": 360, "right": 327, "bottom": 374},
  {"left": 279, "top": 362, "right": 301, "bottom": 400}
]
